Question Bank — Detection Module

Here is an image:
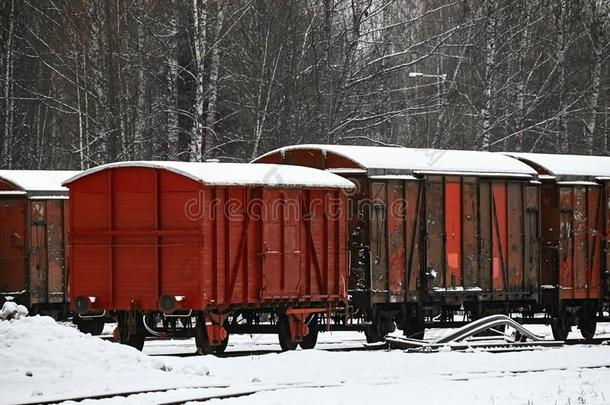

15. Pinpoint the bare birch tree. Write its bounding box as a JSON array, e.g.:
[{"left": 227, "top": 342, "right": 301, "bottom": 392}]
[
  {"left": 0, "top": 0, "right": 608, "bottom": 169},
  {"left": 191, "top": 0, "right": 208, "bottom": 162}
]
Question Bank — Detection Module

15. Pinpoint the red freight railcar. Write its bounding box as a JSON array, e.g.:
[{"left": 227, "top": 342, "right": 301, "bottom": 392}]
[
  {"left": 254, "top": 145, "right": 540, "bottom": 341},
  {"left": 64, "top": 162, "right": 353, "bottom": 352},
  {"left": 506, "top": 153, "right": 610, "bottom": 339},
  {"left": 0, "top": 170, "right": 79, "bottom": 319}
]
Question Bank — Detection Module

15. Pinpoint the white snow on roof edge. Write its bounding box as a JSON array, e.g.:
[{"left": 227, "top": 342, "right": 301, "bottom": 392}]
[
  {"left": 63, "top": 161, "right": 355, "bottom": 190},
  {"left": 504, "top": 152, "right": 610, "bottom": 179},
  {"left": 255, "top": 145, "right": 537, "bottom": 177},
  {"left": 0, "top": 170, "right": 80, "bottom": 193}
]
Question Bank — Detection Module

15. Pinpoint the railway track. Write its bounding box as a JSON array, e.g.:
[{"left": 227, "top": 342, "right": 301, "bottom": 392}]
[
  {"left": 23, "top": 382, "right": 346, "bottom": 405},
  {"left": 144, "top": 342, "right": 386, "bottom": 358},
  {"left": 27, "top": 358, "right": 610, "bottom": 405},
  {"left": 146, "top": 338, "right": 609, "bottom": 358},
  {"left": 565, "top": 337, "right": 610, "bottom": 345},
  {"left": 18, "top": 384, "right": 230, "bottom": 405},
  {"left": 98, "top": 334, "right": 610, "bottom": 359},
  {"left": 20, "top": 317, "right": 610, "bottom": 404}
]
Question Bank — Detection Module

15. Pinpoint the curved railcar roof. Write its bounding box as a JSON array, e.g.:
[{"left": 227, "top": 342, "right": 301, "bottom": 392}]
[
  {"left": 0, "top": 170, "right": 80, "bottom": 196},
  {"left": 256, "top": 144, "right": 537, "bottom": 177},
  {"left": 504, "top": 152, "right": 610, "bottom": 180},
  {"left": 63, "top": 161, "right": 355, "bottom": 189}
]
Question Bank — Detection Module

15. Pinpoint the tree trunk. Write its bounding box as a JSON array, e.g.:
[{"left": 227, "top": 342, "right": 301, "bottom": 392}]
[
  {"left": 514, "top": 0, "right": 529, "bottom": 152},
  {"left": 251, "top": 30, "right": 270, "bottom": 160},
  {"left": 75, "top": 48, "right": 85, "bottom": 170},
  {"left": 191, "top": 0, "right": 208, "bottom": 162},
  {"left": 555, "top": 0, "right": 569, "bottom": 153},
  {"left": 584, "top": 48, "right": 602, "bottom": 154},
  {"left": 323, "top": 0, "right": 333, "bottom": 144},
  {"left": 604, "top": 64, "right": 610, "bottom": 155},
  {"left": 135, "top": 1, "right": 148, "bottom": 159},
  {"left": 583, "top": 0, "right": 606, "bottom": 155},
  {"left": 89, "top": 1, "right": 107, "bottom": 165},
  {"left": 115, "top": 0, "right": 129, "bottom": 160},
  {"left": 204, "top": 2, "right": 225, "bottom": 159},
  {"left": 103, "top": 0, "right": 119, "bottom": 162},
  {"left": 166, "top": 0, "right": 180, "bottom": 159},
  {"left": 480, "top": 0, "right": 496, "bottom": 151},
  {"left": 3, "top": 0, "right": 15, "bottom": 168}
]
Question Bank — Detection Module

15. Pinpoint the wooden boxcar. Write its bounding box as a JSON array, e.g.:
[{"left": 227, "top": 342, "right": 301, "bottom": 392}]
[
  {"left": 254, "top": 145, "right": 540, "bottom": 341},
  {"left": 0, "top": 170, "right": 79, "bottom": 319},
  {"left": 64, "top": 162, "right": 353, "bottom": 352},
  {"left": 506, "top": 153, "right": 610, "bottom": 339}
]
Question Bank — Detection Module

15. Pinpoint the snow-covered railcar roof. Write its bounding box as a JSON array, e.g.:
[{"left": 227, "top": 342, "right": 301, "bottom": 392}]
[
  {"left": 256, "top": 144, "right": 537, "bottom": 177},
  {"left": 0, "top": 170, "right": 80, "bottom": 196},
  {"left": 504, "top": 152, "right": 610, "bottom": 180},
  {"left": 369, "top": 174, "right": 419, "bottom": 181},
  {"left": 63, "top": 161, "right": 355, "bottom": 190}
]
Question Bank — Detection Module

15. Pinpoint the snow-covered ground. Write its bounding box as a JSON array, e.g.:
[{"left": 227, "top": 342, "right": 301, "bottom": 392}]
[{"left": 2, "top": 315, "right": 610, "bottom": 405}]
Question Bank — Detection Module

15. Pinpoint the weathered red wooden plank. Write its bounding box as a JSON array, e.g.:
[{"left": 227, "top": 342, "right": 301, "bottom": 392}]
[
  {"left": 370, "top": 181, "right": 388, "bottom": 302},
  {"left": 444, "top": 178, "right": 462, "bottom": 289},
  {"left": 479, "top": 181, "right": 492, "bottom": 291},
  {"left": 0, "top": 199, "right": 27, "bottom": 295},
  {"left": 492, "top": 182, "right": 508, "bottom": 292},
  {"left": 462, "top": 177, "right": 478, "bottom": 289},
  {"left": 426, "top": 176, "right": 444, "bottom": 289},
  {"left": 387, "top": 180, "right": 405, "bottom": 302},
  {"left": 559, "top": 186, "right": 574, "bottom": 299},
  {"left": 507, "top": 182, "right": 524, "bottom": 291},
  {"left": 46, "top": 200, "right": 65, "bottom": 304},
  {"left": 404, "top": 181, "right": 423, "bottom": 295}
]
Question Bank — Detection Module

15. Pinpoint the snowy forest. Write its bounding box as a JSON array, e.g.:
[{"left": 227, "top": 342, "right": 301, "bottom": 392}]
[{"left": 0, "top": 0, "right": 609, "bottom": 170}]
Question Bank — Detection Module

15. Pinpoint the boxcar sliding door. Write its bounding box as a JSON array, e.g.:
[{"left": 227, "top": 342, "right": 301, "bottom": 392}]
[
  {"left": 260, "top": 189, "right": 301, "bottom": 299},
  {"left": 369, "top": 178, "right": 423, "bottom": 305},
  {"left": 369, "top": 181, "right": 388, "bottom": 303},
  {"left": 557, "top": 184, "right": 602, "bottom": 300},
  {"left": 425, "top": 175, "right": 479, "bottom": 292},
  {"left": 28, "top": 199, "right": 67, "bottom": 307},
  {"left": 0, "top": 198, "right": 27, "bottom": 297}
]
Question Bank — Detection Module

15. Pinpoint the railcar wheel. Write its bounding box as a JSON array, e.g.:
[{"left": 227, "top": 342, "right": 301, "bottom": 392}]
[
  {"left": 74, "top": 316, "right": 105, "bottom": 336},
  {"left": 90, "top": 317, "right": 105, "bottom": 335},
  {"left": 195, "top": 316, "right": 213, "bottom": 355},
  {"left": 277, "top": 314, "right": 298, "bottom": 351},
  {"left": 400, "top": 305, "right": 425, "bottom": 340},
  {"left": 74, "top": 317, "right": 92, "bottom": 334},
  {"left": 195, "top": 316, "right": 229, "bottom": 355},
  {"left": 116, "top": 312, "right": 146, "bottom": 351},
  {"left": 299, "top": 314, "right": 319, "bottom": 350},
  {"left": 404, "top": 323, "right": 425, "bottom": 340},
  {"left": 578, "top": 310, "right": 597, "bottom": 340},
  {"left": 551, "top": 316, "right": 570, "bottom": 341},
  {"left": 364, "top": 324, "right": 383, "bottom": 344},
  {"left": 123, "top": 329, "right": 146, "bottom": 351},
  {"left": 365, "top": 313, "right": 394, "bottom": 343},
  {"left": 214, "top": 334, "right": 229, "bottom": 353}
]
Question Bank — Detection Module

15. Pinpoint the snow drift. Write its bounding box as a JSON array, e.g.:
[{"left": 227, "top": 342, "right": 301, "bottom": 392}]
[
  {"left": 0, "top": 301, "right": 28, "bottom": 320},
  {"left": 0, "top": 316, "right": 211, "bottom": 404}
]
